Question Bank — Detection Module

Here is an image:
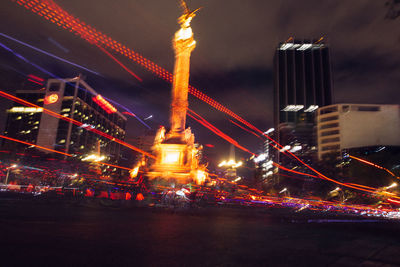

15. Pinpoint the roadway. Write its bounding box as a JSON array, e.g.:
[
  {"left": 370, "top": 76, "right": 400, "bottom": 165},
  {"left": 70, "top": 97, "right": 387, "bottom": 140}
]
[{"left": 0, "top": 197, "right": 400, "bottom": 266}]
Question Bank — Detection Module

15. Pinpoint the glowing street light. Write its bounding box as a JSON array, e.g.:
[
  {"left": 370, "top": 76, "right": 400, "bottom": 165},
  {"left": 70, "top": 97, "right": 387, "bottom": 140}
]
[
  {"left": 218, "top": 159, "right": 243, "bottom": 168},
  {"left": 5, "top": 164, "right": 18, "bottom": 185},
  {"left": 82, "top": 154, "right": 106, "bottom": 162},
  {"left": 386, "top": 182, "right": 397, "bottom": 190}
]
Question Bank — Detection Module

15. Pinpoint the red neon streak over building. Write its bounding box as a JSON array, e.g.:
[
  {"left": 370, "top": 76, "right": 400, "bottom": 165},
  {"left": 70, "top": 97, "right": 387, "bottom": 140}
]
[{"left": 92, "top": 95, "right": 117, "bottom": 114}]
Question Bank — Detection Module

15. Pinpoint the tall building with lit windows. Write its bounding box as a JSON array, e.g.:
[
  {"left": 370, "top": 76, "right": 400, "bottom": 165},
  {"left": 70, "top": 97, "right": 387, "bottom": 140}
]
[
  {"left": 273, "top": 39, "right": 333, "bottom": 158},
  {"left": 273, "top": 39, "right": 333, "bottom": 192},
  {"left": 2, "top": 76, "right": 127, "bottom": 166}
]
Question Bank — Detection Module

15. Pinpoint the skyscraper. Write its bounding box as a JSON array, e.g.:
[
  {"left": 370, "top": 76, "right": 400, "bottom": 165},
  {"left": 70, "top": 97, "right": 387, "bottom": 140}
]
[
  {"left": 273, "top": 39, "right": 333, "bottom": 151},
  {"left": 272, "top": 39, "right": 334, "bottom": 192}
]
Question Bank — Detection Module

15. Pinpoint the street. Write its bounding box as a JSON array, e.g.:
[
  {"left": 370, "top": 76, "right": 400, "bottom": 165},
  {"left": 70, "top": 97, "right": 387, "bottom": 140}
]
[{"left": 1, "top": 197, "right": 400, "bottom": 266}]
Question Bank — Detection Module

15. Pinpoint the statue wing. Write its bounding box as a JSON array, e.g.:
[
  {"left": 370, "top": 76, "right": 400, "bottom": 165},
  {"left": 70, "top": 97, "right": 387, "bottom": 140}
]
[{"left": 179, "top": 0, "right": 190, "bottom": 14}]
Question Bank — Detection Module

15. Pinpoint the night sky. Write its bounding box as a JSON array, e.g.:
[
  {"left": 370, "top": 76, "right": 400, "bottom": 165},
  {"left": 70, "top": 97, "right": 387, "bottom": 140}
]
[{"left": 0, "top": 0, "right": 399, "bottom": 164}]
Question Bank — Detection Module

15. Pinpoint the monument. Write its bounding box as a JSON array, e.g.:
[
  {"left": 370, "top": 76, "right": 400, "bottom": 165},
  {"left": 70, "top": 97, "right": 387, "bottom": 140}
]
[{"left": 144, "top": 1, "right": 207, "bottom": 185}]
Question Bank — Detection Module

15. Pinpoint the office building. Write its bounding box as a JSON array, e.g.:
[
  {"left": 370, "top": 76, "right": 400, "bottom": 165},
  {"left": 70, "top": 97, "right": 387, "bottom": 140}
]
[
  {"left": 317, "top": 104, "right": 400, "bottom": 160},
  {"left": 273, "top": 39, "right": 333, "bottom": 160},
  {"left": 2, "top": 76, "right": 127, "bottom": 166}
]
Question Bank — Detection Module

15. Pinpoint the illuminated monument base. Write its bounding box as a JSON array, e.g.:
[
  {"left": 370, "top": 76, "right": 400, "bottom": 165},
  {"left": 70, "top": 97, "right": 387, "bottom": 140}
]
[
  {"left": 140, "top": 1, "right": 207, "bottom": 186},
  {"left": 146, "top": 127, "right": 207, "bottom": 185}
]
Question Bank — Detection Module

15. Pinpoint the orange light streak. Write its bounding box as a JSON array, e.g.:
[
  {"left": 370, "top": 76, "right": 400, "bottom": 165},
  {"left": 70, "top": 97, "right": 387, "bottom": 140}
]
[
  {"left": 13, "top": 0, "right": 263, "bottom": 146},
  {"left": 349, "top": 155, "right": 398, "bottom": 179},
  {"left": 0, "top": 90, "right": 156, "bottom": 159},
  {"left": 0, "top": 134, "right": 131, "bottom": 171},
  {"left": 13, "top": 0, "right": 400, "bottom": 200},
  {"left": 0, "top": 134, "right": 72, "bottom": 156}
]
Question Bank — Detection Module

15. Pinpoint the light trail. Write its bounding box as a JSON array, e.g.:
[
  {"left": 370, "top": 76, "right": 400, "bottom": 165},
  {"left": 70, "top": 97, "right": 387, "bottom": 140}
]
[
  {"left": 228, "top": 119, "right": 263, "bottom": 140},
  {"left": 187, "top": 109, "right": 255, "bottom": 156},
  {"left": 349, "top": 155, "right": 399, "bottom": 179},
  {"left": 102, "top": 96, "right": 151, "bottom": 130},
  {"left": 0, "top": 134, "right": 131, "bottom": 171},
  {"left": 11, "top": 0, "right": 400, "bottom": 200},
  {"left": 0, "top": 40, "right": 59, "bottom": 79},
  {"left": 0, "top": 90, "right": 156, "bottom": 159},
  {"left": 95, "top": 44, "right": 142, "bottom": 82},
  {"left": 0, "top": 37, "right": 149, "bottom": 130},
  {"left": 12, "top": 0, "right": 263, "bottom": 143},
  {"left": 0, "top": 134, "right": 72, "bottom": 157},
  {"left": 272, "top": 162, "right": 319, "bottom": 178},
  {"left": 0, "top": 32, "right": 101, "bottom": 76}
]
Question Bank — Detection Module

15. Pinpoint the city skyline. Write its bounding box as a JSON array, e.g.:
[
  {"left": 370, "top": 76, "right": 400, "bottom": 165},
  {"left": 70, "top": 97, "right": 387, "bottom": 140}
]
[{"left": 0, "top": 0, "right": 399, "bottom": 161}]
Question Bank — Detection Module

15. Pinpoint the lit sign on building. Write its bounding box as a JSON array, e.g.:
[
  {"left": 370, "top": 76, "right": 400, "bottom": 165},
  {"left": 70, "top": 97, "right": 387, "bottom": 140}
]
[
  {"left": 44, "top": 93, "right": 59, "bottom": 104},
  {"left": 92, "top": 95, "right": 117, "bottom": 114},
  {"left": 8, "top": 107, "right": 43, "bottom": 113}
]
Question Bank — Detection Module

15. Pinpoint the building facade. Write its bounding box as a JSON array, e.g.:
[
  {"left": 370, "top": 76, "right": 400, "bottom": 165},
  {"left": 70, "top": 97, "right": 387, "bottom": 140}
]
[
  {"left": 272, "top": 39, "right": 334, "bottom": 192},
  {"left": 317, "top": 104, "right": 400, "bottom": 160},
  {"left": 3, "top": 76, "right": 127, "bottom": 166},
  {"left": 273, "top": 39, "right": 333, "bottom": 159}
]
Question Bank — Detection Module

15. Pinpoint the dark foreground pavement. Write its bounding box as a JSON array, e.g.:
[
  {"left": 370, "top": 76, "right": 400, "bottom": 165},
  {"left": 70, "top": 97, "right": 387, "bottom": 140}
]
[{"left": 0, "top": 197, "right": 400, "bottom": 267}]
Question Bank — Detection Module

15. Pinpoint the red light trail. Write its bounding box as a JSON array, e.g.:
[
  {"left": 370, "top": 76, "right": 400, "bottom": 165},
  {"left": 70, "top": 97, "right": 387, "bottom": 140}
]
[
  {"left": 92, "top": 94, "right": 117, "bottom": 114},
  {"left": 27, "top": 78, "right": 43, "bottom": 85},
  {"left": 10, "top": 0, "right": 400, "bottom": 200},
  {"left": 0, "top": 134, "right": 131, "bottom": 171},
  {"left": 0, "top": 90, "right": 156, "bottom": 159},
  {"left": 187, "top": 108, "right": 255, "bottom": 156},
  {"left": 349, "top": 155, "right": 399, "bottom": 179},
  {"left": 0, "top": 134, "right": 72, "bottom": 157},
  {"left": 95, "top": 44, "right": 142, "bottom": 82},
  {"left": 12, "top": 0, "right": 263, "bottom": 145}
]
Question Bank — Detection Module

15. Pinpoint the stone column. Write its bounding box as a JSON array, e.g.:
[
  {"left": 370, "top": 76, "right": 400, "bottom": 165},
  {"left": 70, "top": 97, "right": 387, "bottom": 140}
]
[{"left": 169, "top": 27, "right": 196, "bottom": 139}]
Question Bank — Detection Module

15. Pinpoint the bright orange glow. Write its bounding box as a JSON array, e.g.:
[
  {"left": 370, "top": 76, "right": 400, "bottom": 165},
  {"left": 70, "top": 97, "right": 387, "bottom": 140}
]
[
  {"left": 14, "top": 0, "right": 262, "bottom": 147},
  {"left": 14, "top": 0, "right": 400, "bottom": 201},
  {"left": 195, "top": 170, "right": 207, "bottom": 185},
  {"left": 136, "top": 193, "right": 144, "bottom": 201},
  {"left": 163, "top": 151, "right": 180, "bottom": 164},
  {"left": 44, "top": 93, "right": 58, "bottom": 104},
  {"left": 92, "top": 95, "right": 117, "bottom": 114}
]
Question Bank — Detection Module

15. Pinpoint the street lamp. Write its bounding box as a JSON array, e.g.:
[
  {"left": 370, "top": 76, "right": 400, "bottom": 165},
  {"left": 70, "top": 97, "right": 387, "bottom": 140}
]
[{"left": 5, "top": 164, "right": 18, "bottom": 185}]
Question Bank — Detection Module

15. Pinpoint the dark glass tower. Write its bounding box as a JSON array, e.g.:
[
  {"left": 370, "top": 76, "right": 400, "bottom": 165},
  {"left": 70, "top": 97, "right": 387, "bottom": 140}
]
[
  {"left": 274, "top": 40, "right": 333, "bottom": 129},
  {"left": 272, "top": 40, "right": 334, "bottom": 192}
]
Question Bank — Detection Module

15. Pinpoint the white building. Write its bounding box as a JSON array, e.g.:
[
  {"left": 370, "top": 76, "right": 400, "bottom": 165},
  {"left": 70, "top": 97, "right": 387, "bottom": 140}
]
[{"left": 317, "top": 104, "right": 400, "bottom": 160}]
